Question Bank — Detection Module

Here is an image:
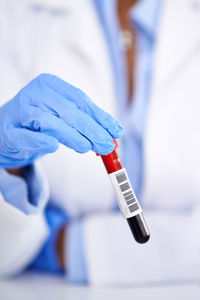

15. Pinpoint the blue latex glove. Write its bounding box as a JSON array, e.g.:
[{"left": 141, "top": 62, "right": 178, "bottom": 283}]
[{"left": 0, "top": 74, "right": 123, "bottom": 168}]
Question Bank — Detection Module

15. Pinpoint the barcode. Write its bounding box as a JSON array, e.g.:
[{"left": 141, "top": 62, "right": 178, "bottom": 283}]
[
  {"left": 116, "top": 170, "right": 139, "bottom": 214},
  {"left": 116, "top": 171, "right": 127, "bottom": 184},
  {"left": 129, "top": 203, "right": 140, "bottom": 213},
  {"left": 120, "top": 182, "right": 130, "bottom": 192}
]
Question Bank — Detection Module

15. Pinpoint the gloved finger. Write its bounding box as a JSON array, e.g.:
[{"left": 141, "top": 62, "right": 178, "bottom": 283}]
[
  {"left": 20, "top": 106, "right": 93, "bottom": 154},
  {"left": 57, "top": 105, "right": 115, "bottom": 154},
  {"left": 37, "top": 73, "right": 124, "bottom": 138},
  {"left": 4, "top": 127, "right": 59, "bottom": 153},
  {"left": 25, "top": 84, "right": 115, "bottom": 154}
]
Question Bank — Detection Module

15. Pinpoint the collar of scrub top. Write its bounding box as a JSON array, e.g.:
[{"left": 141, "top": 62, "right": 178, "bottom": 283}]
[
  {"left": 127, "top": 0, "right": 164, "bottom": 129},
  {"left": 93, "top": 0, "right": 163, "bottom": 115},
  {"left": 131, "top": 0, "right": 163, "bottom": 41}
]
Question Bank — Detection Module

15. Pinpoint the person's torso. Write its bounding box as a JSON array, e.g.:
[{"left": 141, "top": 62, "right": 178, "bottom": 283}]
[{"left": 1, "top": 0, "right": 200, "bottom": 216}]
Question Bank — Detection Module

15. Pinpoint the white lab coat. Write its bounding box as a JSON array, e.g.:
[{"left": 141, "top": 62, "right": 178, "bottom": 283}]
[{"left": 0, "top": 0, "right": 200, "bottom": 285}]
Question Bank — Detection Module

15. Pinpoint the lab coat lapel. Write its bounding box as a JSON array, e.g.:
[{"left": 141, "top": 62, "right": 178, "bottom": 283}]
[
  {"left": 152, "top": 0, "right": 200, "bottom": 93},
  {"left": 141, "top": 0, "right": 200, "bottom": 209}
]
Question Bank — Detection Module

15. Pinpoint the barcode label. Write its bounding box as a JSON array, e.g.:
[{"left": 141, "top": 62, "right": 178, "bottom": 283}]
[
  {"left": 129, "top": 203, "right": 140, "bottom": 213},
  {"left": 115, "top": 169, "right": 139, "bottom": 214},
  {"left": 109, "top": 168, "right": 142, "bottom": 218},
  {"left": 116, "top": 172, "right": 127, "bottom": 184},
  {"left": 120, "top": 182, "right": 130, "bottom": 192}
]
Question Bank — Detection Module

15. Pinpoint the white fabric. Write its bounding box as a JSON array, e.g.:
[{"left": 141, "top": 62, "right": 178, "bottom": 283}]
[
  {"left": 0, "top": 192, "right": 49, "bottom": 277},
  {"left": 0, "top": 161, "right": 50, "bottom": 276},
  {"left": 141, "top": 0, "right": 200, "bottom": 211},
  {"left": 82, "top": 211, "right": 200, "bottom": 285}
]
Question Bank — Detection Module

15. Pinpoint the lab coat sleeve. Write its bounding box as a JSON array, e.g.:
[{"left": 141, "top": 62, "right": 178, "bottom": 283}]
[
  {"left": 81, "top": 210, "right": 200, "bottom": 285},
  {"left": 0, "top": 164, "right": 49, "bottom": 277}
]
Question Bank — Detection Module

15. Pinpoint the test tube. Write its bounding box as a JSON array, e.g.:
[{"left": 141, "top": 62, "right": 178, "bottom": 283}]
[{"left": 97, "top": 139, "right": 150, "bottom": 244}]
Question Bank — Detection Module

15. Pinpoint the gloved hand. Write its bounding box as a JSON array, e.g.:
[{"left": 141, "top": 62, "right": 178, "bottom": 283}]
[{"left": 0, "top": 74, "right": 123, "bottom": 168}]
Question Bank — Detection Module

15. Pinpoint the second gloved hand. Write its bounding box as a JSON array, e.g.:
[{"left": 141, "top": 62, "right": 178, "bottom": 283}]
[{"left": 0, "top": 74, "right": 123, "bottom": 168}]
